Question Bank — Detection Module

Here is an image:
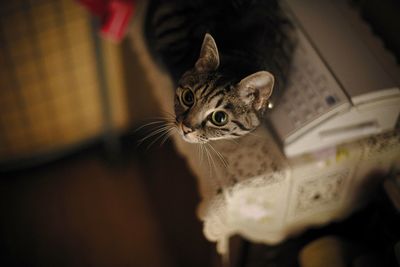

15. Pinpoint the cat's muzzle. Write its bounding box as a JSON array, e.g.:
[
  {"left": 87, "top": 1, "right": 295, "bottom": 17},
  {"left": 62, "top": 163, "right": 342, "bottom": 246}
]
[{"left": 179, "top": 123, "right": 204, "bottom": 143}]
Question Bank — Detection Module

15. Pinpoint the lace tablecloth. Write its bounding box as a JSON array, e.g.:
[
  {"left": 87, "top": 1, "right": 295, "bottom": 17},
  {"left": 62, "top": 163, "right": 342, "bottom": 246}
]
[
  {"left": 129, "top": 3, "right": 400, "bottom": 253},
  {"left": 175, "top": 128, "right": 399, "bottom": 253}
]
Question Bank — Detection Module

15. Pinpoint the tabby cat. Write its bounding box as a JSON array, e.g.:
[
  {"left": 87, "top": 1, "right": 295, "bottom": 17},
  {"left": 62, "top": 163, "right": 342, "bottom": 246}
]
[{"left": 145, "top": 0, "right": 294, "bottom": 143}]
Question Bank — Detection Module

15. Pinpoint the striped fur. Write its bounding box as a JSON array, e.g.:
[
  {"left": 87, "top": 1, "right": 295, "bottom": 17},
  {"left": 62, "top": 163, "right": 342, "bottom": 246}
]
[
  {"left": 145, "top": 0, "right": 295, "bottom": 143},
  {"left": 173, "top": 59, "right": 272, "bottom": 143}
]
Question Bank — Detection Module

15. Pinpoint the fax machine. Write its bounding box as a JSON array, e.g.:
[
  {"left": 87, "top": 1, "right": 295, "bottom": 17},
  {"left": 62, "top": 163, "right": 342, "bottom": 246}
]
[{"left": 267, "top": 0, "right": 400, "bottom": 157}]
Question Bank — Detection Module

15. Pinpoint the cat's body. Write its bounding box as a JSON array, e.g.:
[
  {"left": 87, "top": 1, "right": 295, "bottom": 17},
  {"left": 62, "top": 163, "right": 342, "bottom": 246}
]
[{"left": 145, "top": 0, "right": 294, "bottom": 143}]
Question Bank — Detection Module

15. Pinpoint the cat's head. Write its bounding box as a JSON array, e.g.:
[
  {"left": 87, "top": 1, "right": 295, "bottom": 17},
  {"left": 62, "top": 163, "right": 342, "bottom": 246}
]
[{"left": 174, "top": 33, "right": 274, "bottom": 143}]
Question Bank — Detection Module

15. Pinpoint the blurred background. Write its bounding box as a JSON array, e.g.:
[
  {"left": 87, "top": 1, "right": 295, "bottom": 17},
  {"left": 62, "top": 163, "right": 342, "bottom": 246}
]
[{"left": 0, "top": 0, "right": 219, "bottom": 266}]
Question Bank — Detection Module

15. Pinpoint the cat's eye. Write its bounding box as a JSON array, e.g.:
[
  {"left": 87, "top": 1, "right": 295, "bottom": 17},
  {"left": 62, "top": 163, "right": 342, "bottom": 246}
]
[
  {"left": 181, "top": 88, "right": 195, "bottom": 107},
  {"left": 211, "top": 111, "right": 228, "bottom": 126}
]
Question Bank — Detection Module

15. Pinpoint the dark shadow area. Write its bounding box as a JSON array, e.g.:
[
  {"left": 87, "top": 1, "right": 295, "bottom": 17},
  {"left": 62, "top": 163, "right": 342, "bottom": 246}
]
[{"left": 0, "top": 134, "right": 219, "bottom": 267}]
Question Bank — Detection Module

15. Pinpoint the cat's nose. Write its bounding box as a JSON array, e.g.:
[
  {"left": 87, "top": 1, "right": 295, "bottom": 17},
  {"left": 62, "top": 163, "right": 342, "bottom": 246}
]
[{"left": 181, "top": 123, "right": 194, "bottom": 135}]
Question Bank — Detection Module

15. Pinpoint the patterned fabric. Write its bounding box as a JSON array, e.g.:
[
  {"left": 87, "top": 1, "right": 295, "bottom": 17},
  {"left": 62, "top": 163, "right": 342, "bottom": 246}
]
[{"left": 190, "top": 128, "right": 400, "bottom": 253}]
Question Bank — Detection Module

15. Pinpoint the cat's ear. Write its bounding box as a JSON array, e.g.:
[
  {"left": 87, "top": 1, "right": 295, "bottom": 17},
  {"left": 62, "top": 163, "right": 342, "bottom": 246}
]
[
  {"left": 195, "top": 33, "right": 220, "bottom": 73},
  {"left": 236, "top": 71, "right": 274, "bottom": 111}
]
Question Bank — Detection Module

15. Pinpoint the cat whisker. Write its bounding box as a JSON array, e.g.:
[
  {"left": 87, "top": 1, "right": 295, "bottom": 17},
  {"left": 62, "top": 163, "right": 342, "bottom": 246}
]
[
  {"left": 138, "top": 124, "right": 175, "bottom": 147},
  {"left": 206, "top": 142, "right": 228, "bottom": 169},
  {"left": 226, "top": 138, "right": 239, "bottom": 145},
  {"left": 145, "top": 126, "right": 175, "bottom": 150},
  {"left": 200, "top": 142, "right": 208, "bottom": 164},
  {"left": 195, "top": 144, "right": 202, "bottom": 164},
  {"left": 160, "top": 109, "right": 176, "bottom": 119},
  {"left": 199, "top": 144, "right": 205, "bottom": 164},
  {"left": 209, "top": 145, "right": 220, "bottom": 178},
  {"left": 134, "top": 120, "right": 171, "bottom": 133},
  {"left": 160, "top": 127, "right": 177, "bottom": 146},
  {"left": 203, "top": 144, "right": 214, "bottom": 178}
]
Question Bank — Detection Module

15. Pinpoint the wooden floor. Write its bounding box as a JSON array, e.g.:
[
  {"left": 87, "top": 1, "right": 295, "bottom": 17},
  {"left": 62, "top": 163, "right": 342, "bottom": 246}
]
[{"left": 0, "top": 140, "right": 219, "bottom": 267}]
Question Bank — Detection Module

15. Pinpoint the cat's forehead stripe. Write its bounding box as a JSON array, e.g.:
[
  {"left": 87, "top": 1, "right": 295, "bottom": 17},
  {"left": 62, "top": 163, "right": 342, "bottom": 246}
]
[
  {"left": 197, "top": 82, "right": 213, "bottom": 98},
  {"left": 205, "top": 88, "right": 225, "bottom": 102},
  {"left": 215, "top": 98, "right": 224, "bottom": 109},
  {"left": 193, "top": 82, "right": 204, "bottom": 91},
  {"left": 197, "top": 84, "right": 210, "bottom": 97}
]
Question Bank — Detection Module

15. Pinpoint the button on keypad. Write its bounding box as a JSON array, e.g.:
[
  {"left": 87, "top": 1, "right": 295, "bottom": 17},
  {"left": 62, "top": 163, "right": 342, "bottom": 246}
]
[{"left": 282, "top": 66, "right": 343, "bottom": 130}]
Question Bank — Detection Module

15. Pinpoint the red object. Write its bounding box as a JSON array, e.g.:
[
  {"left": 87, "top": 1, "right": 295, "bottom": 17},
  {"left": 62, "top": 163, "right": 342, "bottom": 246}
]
[
  {"left": 77, "top": 0, "right": 135, "bottom": 42},
  {"left": 76, "top": 0, "right": 109, "bottom": 16}
]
